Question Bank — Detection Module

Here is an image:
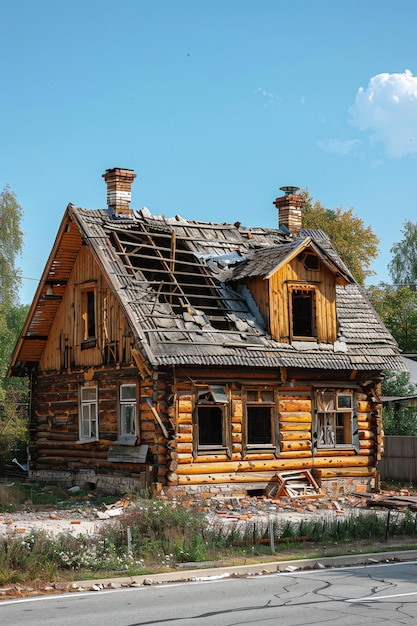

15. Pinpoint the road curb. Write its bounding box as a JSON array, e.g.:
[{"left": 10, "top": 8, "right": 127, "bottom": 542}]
[{"left": 71, "top": 548, "right": 417, "bottom": 589}]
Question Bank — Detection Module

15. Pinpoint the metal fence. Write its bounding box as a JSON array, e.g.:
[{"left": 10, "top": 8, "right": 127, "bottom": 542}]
[{"left": 379, "top": 436, "right": 417, "bottom": 483}]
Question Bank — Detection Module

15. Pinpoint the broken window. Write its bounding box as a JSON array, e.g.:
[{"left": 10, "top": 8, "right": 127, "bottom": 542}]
[
  {"left": 245, "top": 388, "right": 277, "bottom": 448},
  {"left": 79, "top": 385, "right": 98, "bottom": 442},
  {"left": 194, "top": 385, "right": 229, "bottom": 452},
  {"left": 314, "top": 390, "right": 359, "bottom": 451},
  {"left": 119, "top": 383, "right": 137, "bottom": 436},
  {"left": 291, "top": 288, "right": 316, "bottom": 338},
  {"left": 81, "top": 287, "right": 96, "bottom": 348}
]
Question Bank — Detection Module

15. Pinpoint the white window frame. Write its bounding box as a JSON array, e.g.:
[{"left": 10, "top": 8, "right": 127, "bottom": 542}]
[
  {"left": 79, "top": 385, "right": 98, "bottom": 442},
  {"left": 119, "top": 383, "right": 137, "bottom": 436}
]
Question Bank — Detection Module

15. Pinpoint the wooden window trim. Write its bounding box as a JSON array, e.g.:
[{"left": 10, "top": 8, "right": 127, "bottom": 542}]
[
  {"left": 312, "top": 389, "right": 359, "bottom": 453},
  {"left": 242, "top": 386, "right": 279, "bottom": 456},
  {"left": 192, "top": 384, "right": 231, "bottom": 457},
  {"left": 288, "top": 283, "right": 318, "bottom": 342}
]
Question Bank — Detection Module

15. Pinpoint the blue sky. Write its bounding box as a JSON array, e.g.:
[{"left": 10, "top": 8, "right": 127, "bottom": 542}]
[{"left": 2, "top": 0, "right": 417, "bottom": 304}]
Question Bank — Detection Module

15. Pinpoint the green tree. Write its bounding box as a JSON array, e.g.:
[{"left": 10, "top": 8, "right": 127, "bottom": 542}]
[
  {"left": 381, "top": 370, "right": 417, "bottom": 435},
  {"left": 368, "top": 284, "right": 417, "bottom": 353},
  {"left": 388, "top": 220, "right": 417, "bottom": 288},
  {"left": 301, "top": 191, "right": 380, "bottom": 285},
  {"left": 0, "top": 185, "right": 24, "bottom": 307},
  {"left": 0, "top": 186, "right": 28, "bottom": 469}
]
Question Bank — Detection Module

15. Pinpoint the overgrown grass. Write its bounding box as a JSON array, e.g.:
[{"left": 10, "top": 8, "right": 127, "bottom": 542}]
[
  {"left": 0, "top": 481, "right": 119, "bottom": 513},
  {"left": 2, "top": 489, "right": 417, "bottom": 586}
]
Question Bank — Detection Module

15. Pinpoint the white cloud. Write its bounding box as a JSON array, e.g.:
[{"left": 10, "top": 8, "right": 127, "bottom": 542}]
[
  {"left": 349, "top": 69, "right": 417, "bottom": 158},
  {"left": 317, "top": 138, "right": 360, "bottom": 155},
  {"left": 254, "top": 87, "right": 280, "bottom": 107}
]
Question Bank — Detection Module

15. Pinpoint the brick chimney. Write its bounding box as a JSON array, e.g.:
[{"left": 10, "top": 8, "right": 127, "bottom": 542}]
[
  {"left": 273, "top": 186, "right": 303, "bottom": 236},
  {"left": 102, "top": 168, "right": 137, "bottom": 215}
]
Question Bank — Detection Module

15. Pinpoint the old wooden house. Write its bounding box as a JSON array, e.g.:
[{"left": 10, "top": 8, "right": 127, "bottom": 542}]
[{"left": 9, "top": 168, "right": 406, "bottom": 496}]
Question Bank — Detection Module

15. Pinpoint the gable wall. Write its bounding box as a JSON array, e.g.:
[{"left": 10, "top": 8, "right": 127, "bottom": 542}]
[
  {"left": 269, "top": 256, "right": 337, "bottom": 343},
  {"left": 40, "top": 246, "right": 134, "bottom": 371}
]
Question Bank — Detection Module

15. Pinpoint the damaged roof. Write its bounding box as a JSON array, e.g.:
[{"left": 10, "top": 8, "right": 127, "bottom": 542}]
[{"left": 9, "top": 203, "right": 406, "bottom": 375}]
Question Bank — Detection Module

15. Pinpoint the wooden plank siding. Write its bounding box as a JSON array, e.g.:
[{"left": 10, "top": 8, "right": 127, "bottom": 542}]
[
  {"left": 39, "top": 246, "right": 134, "bottom": 371},
  {"left": 244, "top": 255, "right": 337, "bottom": 345}
]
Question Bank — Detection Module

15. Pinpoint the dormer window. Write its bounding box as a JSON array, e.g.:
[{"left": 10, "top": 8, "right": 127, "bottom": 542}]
[{"left": 290, "top": 286, "right": 317, "bottom": 340}]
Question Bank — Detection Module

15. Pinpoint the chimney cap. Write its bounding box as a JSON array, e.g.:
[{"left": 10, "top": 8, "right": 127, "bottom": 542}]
[{"left": 279, "top": 186, "right": 300, "bottom": 196}]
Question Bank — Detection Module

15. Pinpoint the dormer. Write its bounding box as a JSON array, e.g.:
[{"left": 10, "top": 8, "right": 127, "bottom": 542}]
[{"left": 229, "top": 187, "right": 353, "bottom": 345}]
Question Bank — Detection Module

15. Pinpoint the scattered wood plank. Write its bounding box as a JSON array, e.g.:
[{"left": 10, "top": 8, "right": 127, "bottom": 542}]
[{"left": 264, "top": 470, "right": 322, "bottom": 499}]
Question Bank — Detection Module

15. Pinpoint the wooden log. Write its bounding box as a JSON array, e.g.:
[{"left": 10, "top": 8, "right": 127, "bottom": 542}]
[
  {"left": 177, "top": 454, "right": 194, "bottom": 464},
  {"left": 175, "top": 455, "right": 372, "bottom": 475},
  {"left": 279, "top": 412, "right": 311, "bottom": 423},
  {"left": 280, "top": 423, "right": 311, "bottom": 431},
  {"left": 359, "top": 431, "right": 376, "bottom": 440},
  {"left": 176, "top": 443, "right": 193, "bottom": 454},
  {"left": 177, "top": 413, "right": 192, "bottom": 424},
  {"left": 178, "top": 424, "right": 192, "bottom": 434},
  {"left": 279, "top": 399, "right": 311, "bottom": 412},
  {"left": 176, "top": 433, "right": 193, "bottom": 443},
  {"left": 276, "top": 451, "right": 311, "bottom": 458},
  {"left": 314, "top": 468, "right": 376, "bottom": 479},
  {"left": 178, "top": 400, "right": 192, "bottom": 413},
  {"left": 280, "top": 441, "right": 312, "bottom": 452},
  {"left": 280, "top": 431, "right": 310, "bottom": 441}
]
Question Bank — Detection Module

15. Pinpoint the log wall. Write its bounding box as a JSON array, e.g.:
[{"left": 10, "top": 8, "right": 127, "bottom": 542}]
[{"left": 167, "top": 371, "right": 380, "bottom": 492}]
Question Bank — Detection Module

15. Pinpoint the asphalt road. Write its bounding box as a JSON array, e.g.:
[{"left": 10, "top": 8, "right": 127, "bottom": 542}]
[{"left": 2, "top": 560, "right": 417, "bottom": 625}]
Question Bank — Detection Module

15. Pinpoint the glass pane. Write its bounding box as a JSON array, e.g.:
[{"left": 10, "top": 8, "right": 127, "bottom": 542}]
[
  {"left": 247, "top": 390, "right": 258, "bottom": 403},
  {"left": 81, "top": 405, "right": 90, "bottom": 438},
  {"left": 81, "top": 386, "right": 97, "bottom": 401},
  {"left": 316, "top": 392, "right": 334, "bottom": 412},
  {"left": 209, "top": 385, "right": 228, "bottom": 403},
  {"left": 318, "top": 414, "right": 335, "bottom": 446},
  {"left": 121, "top": 384, "right": 136, "bottom": 401},
  {"left": 261, "top": 390, "right": 274, "bottom": 403},
  {"left": 121, "top": 404, "right": 136, "bottom": 434},
  {"left": 337, "top": 394, "right": 352, "bottom": 409}
]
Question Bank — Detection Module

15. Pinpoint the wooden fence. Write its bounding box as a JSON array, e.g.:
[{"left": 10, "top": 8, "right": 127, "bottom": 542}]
[{"left": 379, "top": 436, "right": 417, "bottom": 483}]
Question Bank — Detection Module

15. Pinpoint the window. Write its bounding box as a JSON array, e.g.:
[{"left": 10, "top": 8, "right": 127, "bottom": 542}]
[
  {"left": 120, "top": 384, "right": 137, "bottom": 436},
  {"left": 194, "top": 385, "right": 229, "bottom": 452},
  {"left": 81, "top": 287, "right": 96, "bottom": 348},
  {"left": 291, "top": 289, "right": 316, "bottom": 338},
  {"left": 79, "top": 385, "right": 98, "bottom": 441},
  {"left": 303, "top": 253, "right": 320, "bottom": 271},
  {"left": 245, "top": 388, "right": 277, "bottom": 448},
  {"left": 314, "top": 390, "right": 359, "bottom": 451}
]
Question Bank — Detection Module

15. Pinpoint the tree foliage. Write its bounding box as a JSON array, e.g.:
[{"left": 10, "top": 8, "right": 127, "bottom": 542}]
[
  {"left": 0, "top": 186, "right": 28, "bottom": 469},
  {"left": 381, "top": 370, "right": 417, "bottom": 436},
  {"left": 0, "top": 185, "right": 24, "bottom": 307},
  {"left": 388, "top": 220, "right": 417, "bottom": 288},
  {"left": 301, "top": 191, "right": 379, "bottom": 285},
  {"left": 368, "top": 284, "right": 417, "bottom": 353}
]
